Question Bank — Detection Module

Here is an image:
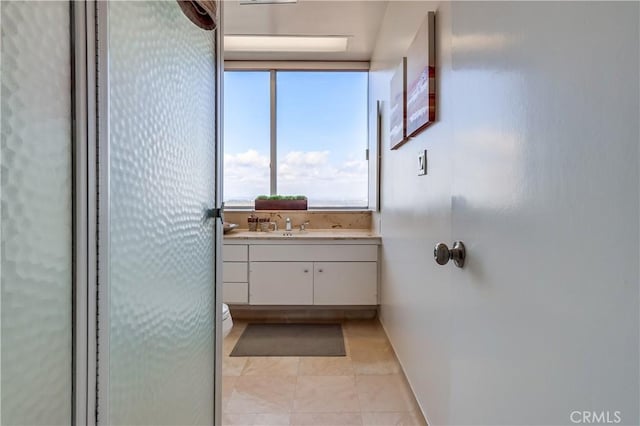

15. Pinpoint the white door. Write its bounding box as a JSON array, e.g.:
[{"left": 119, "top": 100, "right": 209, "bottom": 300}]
[
  {"left": 250, "top": 262, "right": 314, "bottom": 305},
  {"left": 447, "top": 2, "right": 639, "bottom": 424}
]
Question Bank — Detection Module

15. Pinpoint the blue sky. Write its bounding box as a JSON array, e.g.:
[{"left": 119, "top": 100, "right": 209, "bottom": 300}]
[{"left": 223, "top": 71, "right": 369, "bottom": 206}]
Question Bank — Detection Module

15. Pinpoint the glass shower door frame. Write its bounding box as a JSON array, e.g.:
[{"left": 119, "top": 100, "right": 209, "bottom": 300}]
[
  {"left": 71, "top": 1, "right": 98, "bottom": 425},
  {"left": 214, "top": 2, "right": 225, "bottom": 425},
  {"left": 91, "top": 1, "right": 224, "bottom": 424},
  {"left": 95, "top": 1, "right": 109, "bottom": 422}
]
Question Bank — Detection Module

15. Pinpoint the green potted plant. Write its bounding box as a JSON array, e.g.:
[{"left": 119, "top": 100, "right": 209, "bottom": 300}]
[{"left": 254, "top": 195, "right": 308, "bottom": 210}]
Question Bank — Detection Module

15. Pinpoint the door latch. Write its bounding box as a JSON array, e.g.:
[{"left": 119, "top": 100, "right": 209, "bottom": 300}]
[{"left": 205, "top": 206, "right": 224, "bottom": 222}]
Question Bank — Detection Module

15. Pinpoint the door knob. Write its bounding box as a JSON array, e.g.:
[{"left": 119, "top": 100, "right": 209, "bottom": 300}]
[{"left": 434, "top": 241, "right": 466, "bottom": 268}]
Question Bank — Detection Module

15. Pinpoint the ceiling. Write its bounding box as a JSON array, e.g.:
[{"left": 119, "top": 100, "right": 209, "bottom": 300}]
[{"left": 223, "top": 0, "right": 389, "bottom": 61}]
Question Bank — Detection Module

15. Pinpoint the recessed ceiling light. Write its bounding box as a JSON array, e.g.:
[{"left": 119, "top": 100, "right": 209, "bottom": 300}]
[{"left": 224, "top": 35, "right": 349, "bottom": 53}]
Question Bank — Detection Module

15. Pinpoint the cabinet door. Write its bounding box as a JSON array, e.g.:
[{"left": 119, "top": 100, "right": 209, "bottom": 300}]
[
  {"left": 223, "top": 282, "right": 248, "bottom": 304},
  {"left": 223, "top": 262, "right": 248, "bottom": 282},
  {"left": 223, "top": 245, "right": 248, "bottom": 262},
  {"left": 314, "top": 262, "right": 378, "bottom": 305},
  {"left": 249, "top": 262, "right": 314, "bottom": 305}
]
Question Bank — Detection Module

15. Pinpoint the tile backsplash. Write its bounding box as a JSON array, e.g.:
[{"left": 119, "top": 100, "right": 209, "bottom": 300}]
[{"left": 224, "top": 210, "right": 372, "bottom": 230}]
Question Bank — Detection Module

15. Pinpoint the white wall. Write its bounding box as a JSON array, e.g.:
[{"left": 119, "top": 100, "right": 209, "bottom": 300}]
[
  {"left": 370, "top": 1, "right": 640, "bottom": 425},
  {"left": 370, "top": 1, "right": 455, "bottom": 424}
]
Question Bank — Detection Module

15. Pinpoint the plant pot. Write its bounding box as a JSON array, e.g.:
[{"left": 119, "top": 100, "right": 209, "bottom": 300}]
[{"left": 254, "top": 199, "right": 308, "bottom": 210}]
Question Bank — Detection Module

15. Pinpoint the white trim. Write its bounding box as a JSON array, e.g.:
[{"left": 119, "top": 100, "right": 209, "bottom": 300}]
[
  {"left": 377, "top": 318, "right": 429, "bottom": 425},
  {"left": 225, "top": 60, "right": 369, "bottom": 71},
  {"left": 372, "top": 100, "right": 382, "bottom": 212},
  {"left": 269, "top": 70, "right": 277, "bottom": 196},
  {"left": 96, "top": 1, "right": 110, "bottom": 423},
  {"left": 214, "top": 2, "right": 225, "bottom": 424},
  {"left": 72, "top": 1, "right": 89, "bottom": 424},
  {"left": 85, "top": 2, "right": 98, "bottom": 424},
  {"left": 0, "top": 0, "right": 3, "bottom": 419}
]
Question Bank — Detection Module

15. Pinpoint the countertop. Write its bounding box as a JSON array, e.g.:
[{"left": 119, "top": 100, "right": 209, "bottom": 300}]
[{"left": 223, "top": 228, "right": 381, "bottom": 241}]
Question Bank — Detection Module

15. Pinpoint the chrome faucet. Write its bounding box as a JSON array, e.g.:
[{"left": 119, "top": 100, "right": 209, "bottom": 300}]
[
  {"left": 300, "top": 221, "right": 310, "bottom": 231},
  {"left": 285, "top": 217, "right": 292, "bottom": 231}
]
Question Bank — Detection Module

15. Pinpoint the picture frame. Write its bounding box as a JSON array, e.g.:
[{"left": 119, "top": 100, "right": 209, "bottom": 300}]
[
  {"left": 389, "top": 57, "right": 407, "bottom": 150},
  {"left": 406, "top": 12, "right": 436, "bottom": 138}
]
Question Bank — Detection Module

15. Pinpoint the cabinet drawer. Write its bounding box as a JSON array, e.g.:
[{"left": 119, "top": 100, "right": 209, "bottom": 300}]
[
  {"left": 223, "top": 245, "right": 248, "bottom": 262},
  {"left": 223, "top": 262, "right": 248, "bottom": 282},
  {"left": 314, "top": 262, "right": 378, "bottom": 305},
  {"left": 223, "top": 282, "right": 248, "bottom": 304},
  {"left": 250, "top": 245, "right": 378, "bottom": 262}
]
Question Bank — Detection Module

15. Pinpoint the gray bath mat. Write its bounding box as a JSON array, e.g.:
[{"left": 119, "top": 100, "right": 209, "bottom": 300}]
[{"left": 230, "top": 323, "right": 346, "bottom": 357}]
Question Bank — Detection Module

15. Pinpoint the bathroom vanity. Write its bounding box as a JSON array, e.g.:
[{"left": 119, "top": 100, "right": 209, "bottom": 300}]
[{"left": 222, "top": 230, "right": 381, "bottom": 306}]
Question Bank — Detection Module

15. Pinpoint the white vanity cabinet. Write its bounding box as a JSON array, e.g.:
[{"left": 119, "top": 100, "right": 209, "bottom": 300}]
[{"left": 223, "top": 239, "right": 380, "bottom": 306}]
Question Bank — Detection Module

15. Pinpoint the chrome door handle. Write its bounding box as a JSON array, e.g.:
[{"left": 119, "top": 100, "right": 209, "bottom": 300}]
[
  {"left": 205, "top": 206, "right": 224, "bottom": 221},
  {"left": 434, "top": 241, "right": 466, "bottom": 268},
  {"left": 206, "top": 202, "right": 224, "bottom": 221}
]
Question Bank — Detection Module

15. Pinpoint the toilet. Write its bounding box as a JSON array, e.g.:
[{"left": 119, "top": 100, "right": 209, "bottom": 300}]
[{"left": 222, "top": 303, "right": 233, "bottom": 338}]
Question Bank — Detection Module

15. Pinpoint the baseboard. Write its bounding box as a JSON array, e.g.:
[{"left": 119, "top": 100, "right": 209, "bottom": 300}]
[
  {"left": 378, "top": 313, "right": 430, "bottom": 426},
  {"left": 228, "top": 305, "right": 378, "bottom": 321}
]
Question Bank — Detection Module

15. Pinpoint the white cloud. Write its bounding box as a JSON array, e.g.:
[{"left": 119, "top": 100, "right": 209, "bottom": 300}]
[
  {"left": 224, "top": 149, "right": 368, "bottom": 205},
  {"left": 282, "top": 151, "right": 329, "bottom": 167},
  {"left": 224, "top": 150, "right": 270, "bottom": 201},
  {"left": 225, "top": 149, "right": 269, "bottom": 169}
]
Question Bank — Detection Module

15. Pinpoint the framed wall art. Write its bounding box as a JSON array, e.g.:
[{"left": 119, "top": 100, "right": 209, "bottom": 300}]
[
  {"left": 389, "top": 57, "right": 407, "bottom": 149},
  {"left": 406, "top": 12, "right": 436, "bottom": 138}
]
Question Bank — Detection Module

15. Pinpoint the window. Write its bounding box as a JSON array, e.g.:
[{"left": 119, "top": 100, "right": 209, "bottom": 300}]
[
  {"left": 223, "top": 70, "right": 369, "bottom": 208},
  {"left": 223, "top": 71, "right": 271, "bottom": 206}
]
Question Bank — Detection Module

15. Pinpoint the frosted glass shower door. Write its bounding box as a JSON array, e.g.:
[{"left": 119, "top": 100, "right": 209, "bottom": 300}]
[
  {"left": 1, "top": 1, "right": 73, "bottom": 425},
  {"left": 103, "top": 1, "right": 218, "bottom": 425}
]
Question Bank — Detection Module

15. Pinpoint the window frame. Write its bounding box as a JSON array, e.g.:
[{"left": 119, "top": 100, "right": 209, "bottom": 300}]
[{"left": 223, "top": 64, "right": 372, "bottom": 210}]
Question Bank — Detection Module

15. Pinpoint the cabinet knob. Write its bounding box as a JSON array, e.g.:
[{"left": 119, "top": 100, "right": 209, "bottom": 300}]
[
  {"left": 318, "top": 269, "right": 323, "bottom": 273},
  {"left": 304, "top": 269, "right": 309, "bottom": 273}
]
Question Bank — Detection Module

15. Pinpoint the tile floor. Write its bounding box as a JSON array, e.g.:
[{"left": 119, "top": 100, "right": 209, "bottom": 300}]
[{"left": 222, "top": 319, "right": 427, "bottom": 426}]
